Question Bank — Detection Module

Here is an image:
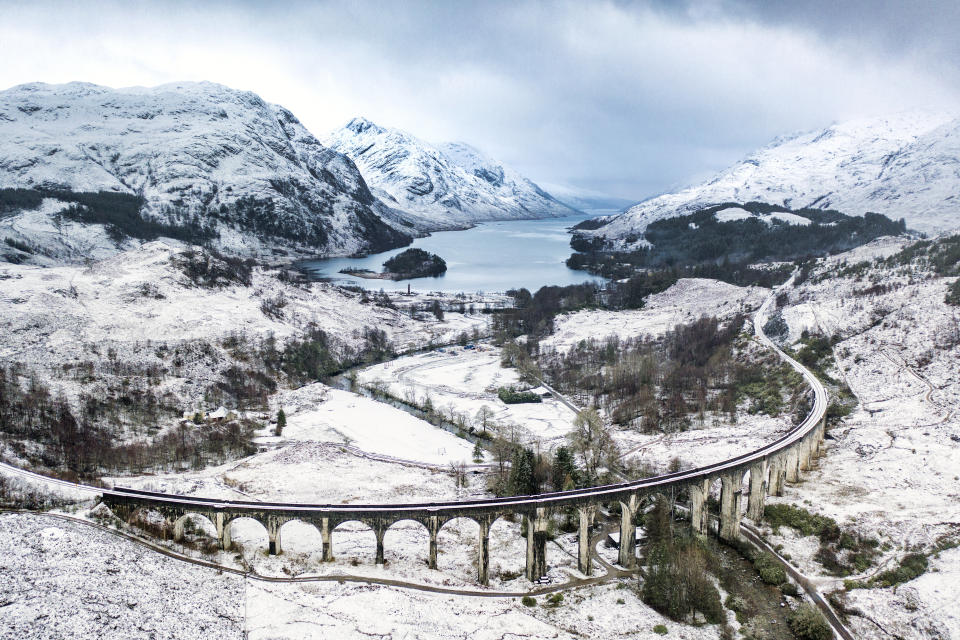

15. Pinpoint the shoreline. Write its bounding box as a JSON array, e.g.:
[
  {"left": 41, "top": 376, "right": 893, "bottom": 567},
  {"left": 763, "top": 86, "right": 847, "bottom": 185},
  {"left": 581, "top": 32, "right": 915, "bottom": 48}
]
[{"left": 339, "top": 269, "right": 396, "bottom": 280}]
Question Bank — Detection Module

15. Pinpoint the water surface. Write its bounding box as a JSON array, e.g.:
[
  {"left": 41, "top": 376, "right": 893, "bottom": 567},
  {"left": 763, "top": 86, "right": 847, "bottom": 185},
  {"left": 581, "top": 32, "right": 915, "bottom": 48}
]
[{"left": 300, "top": 213, "right": 609, "bottom": 294}]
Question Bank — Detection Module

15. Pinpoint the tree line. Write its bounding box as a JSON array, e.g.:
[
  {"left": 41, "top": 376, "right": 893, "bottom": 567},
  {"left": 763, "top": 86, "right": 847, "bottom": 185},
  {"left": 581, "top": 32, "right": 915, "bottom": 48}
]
[{"left": 0, "top": 364, "right": 254, "bottom": 478}]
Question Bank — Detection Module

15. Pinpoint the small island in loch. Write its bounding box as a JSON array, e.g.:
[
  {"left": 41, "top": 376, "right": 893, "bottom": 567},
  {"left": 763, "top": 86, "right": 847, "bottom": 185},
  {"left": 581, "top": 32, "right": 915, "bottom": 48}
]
[{"left": 341, "top": 248, "right": 447, "bottom": 280}]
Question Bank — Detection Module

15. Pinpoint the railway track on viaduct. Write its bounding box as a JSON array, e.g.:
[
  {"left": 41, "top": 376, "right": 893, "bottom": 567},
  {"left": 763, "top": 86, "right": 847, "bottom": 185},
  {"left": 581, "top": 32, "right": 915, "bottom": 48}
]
[{"left": 98, "top": 275, "right": 828, "bottom": 585}]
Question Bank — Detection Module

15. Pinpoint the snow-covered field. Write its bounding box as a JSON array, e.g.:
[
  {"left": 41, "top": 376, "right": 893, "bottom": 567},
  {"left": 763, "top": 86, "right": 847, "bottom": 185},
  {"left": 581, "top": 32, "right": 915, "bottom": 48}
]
[
  {"left": 268, "top": 384, "right": 480, "bottom": 465},
  {"left": 0, "top": 513, "right": 244, "bottom": 640},
  {"left": 542, "top": 278, "right": 768, "bottom": 353},
  {"left": 355, "top": 280, "right": 794, "bottom": 483},
  {"left": 615, "top": 412, "right": 793, "bottom": 476},
  {"left": 844, "top": 547, "right": 960, "bottom": 640},
  {"left": 106, "top": 383, "right": 487, "bottom": 507},
  {"left": 0, "top": 512, "right": 718, "bottom": 640},
  {"left": 358, "top": 347, "right": 578, "bottom": 446},
  {"left": 244, "top": 578, "right": 718, "bottom": 640}
]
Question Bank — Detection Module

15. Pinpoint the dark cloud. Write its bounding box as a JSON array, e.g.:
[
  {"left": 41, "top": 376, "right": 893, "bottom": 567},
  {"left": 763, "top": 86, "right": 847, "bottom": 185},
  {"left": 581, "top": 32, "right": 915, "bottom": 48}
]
[
  {"left": 0, "top": 0, "right": 957, "bottom": 200},
  {"left": 722, "top": 0, "right": 960, "bottom": 57}
]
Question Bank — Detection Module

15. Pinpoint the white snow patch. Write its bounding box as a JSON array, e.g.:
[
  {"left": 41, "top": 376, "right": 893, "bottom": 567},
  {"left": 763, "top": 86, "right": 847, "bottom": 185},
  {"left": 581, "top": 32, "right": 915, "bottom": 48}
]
[
  {"left": 543, "top": 278, "right": 768, "bottom": 353},
  {"left": 358, "top": 347, "right": 577, "bottom": 447},
  {"left": 277, "top": 385, "right": 479, "bottom": 465}
]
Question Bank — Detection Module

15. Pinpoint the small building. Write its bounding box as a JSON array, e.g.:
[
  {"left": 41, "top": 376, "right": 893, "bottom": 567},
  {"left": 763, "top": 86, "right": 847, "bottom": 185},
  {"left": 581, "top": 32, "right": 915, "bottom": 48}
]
[{"left": 206, "top": 406, "right": 236, "bottom": 423}]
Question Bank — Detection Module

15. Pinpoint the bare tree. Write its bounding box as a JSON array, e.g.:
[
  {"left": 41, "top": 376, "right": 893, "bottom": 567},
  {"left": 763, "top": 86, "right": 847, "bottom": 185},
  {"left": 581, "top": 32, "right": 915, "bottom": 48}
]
[
  {"left": 475, "top": 405, "right": 495, "bottom": 433},
  {"left": 449, "top": 461, "right": 467, "bottom": 490},
  {"left": 568, "top": 408, "right": 619, "bottom": 484}
]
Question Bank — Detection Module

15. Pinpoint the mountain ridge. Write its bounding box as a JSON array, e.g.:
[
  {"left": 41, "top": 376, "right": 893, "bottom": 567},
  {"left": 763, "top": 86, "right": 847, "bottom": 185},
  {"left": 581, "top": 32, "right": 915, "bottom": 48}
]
[
  {"left": 325, "top": 117, "right": 579, "bottom": 230},
  {"left": 0, "top": 81, "right": 412, "bottom": 261},
  {"left": 582, "top": 110, "right": 960, "bottom": 248}
]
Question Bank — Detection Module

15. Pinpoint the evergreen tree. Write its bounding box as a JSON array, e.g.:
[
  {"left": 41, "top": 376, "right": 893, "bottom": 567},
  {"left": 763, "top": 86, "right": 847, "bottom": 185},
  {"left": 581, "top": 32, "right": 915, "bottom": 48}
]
[
  {"left": 645, "top": 494, "right": 673, "bottom": 545},
  {"left": 787, "top": 603, "right": 833, "bottom": 640},
  {"left": 472, "top": 440, "right": 483, "bottom": 463},
  {"left": 946, "top": 278, "right": 960, "bottom": 306},
  {"left": 275, "top": 408, "right": 286, "bottom": 436},
  {"left": 551, "top": 446, "right": 577, "bottom": 491},
  {"left": 524, "top": 448, "right": 540, "bottom": 494},
  {"left": 509, "top": 446, "right": 537, "bottom": 495}
]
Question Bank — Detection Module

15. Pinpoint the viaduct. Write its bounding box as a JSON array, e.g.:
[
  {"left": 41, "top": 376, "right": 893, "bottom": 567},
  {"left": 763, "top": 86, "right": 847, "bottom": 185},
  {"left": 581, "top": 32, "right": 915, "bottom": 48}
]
[{"left": 100, "top": 286, "right": 828, "bottom": 585}]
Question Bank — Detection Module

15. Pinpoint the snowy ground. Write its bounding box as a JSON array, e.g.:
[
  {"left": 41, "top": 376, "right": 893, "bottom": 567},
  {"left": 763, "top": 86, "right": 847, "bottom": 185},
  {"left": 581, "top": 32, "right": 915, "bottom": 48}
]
[
  {"left": 358, "top": 347, "right": 578, "bottom": 447},
  {"left": 106, "top": 384, "right": 487, "bottom": 506},
  {"left": 751, "top": 237, "right": 960, "bottom": 639},
  {"left": 615, "top": 412, "right": 794, "bottom": 476},
  {"left": 0, "top": 241, "right": 491, "bottom": 444},
  {"left": 0, "top": 198, "right": 131, "bottom": 264},
  {"left": 355, "top": 278, "right": 787, "bottom": 474},
  {"left": 543, "top": 278, "right": 768, "bottom": 353},
  {"left": 348, "top": 257, "right": 960, "bottom": 638},
  {"left": 6, "top": 235, "right": 957, "bottom": 638},
  {"left": 0, "top": 512, "right": 718, "bottom": 640},
  {"left": 0, "top": 513, "right": 244, "bottom": 640},
  {"left": 266, "top": 383, "right": 480, "bottom": 465},
  {"left": 245, "top": 578, "right": 719, "bottom": 640},
  {"left": 0, "top": 240, "right": 491, "bottom": 367},
  {"left": 843, "top": 546, "right": 960, "bottom": 640}
]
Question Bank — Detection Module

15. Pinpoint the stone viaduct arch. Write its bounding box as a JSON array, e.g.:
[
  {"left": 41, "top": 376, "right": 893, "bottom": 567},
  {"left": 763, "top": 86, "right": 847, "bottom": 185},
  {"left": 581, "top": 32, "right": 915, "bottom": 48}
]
[{"left": 100, "top": 412, "right": 824, "bottom": 585}]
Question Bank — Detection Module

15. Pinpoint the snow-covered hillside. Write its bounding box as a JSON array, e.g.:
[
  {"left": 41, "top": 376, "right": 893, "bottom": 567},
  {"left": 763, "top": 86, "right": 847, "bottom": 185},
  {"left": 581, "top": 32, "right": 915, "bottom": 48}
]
[
  {"left": 542, "top": 278, "right": 768, "bottom": 353},
  {"left": 0, "top": 82, "right": 412, "bottom": 259},
  {"left": 325, "top": 118, "right": 578, "bottom": 230},
  {"left": 587, "top": 111, "right": 960, "bottom": 247},
  {"left": 762, "top": 236, "right": 960, "bottom": 639},
  {"left": 0, "top": 241, "right": 492, "bottom": 464}
]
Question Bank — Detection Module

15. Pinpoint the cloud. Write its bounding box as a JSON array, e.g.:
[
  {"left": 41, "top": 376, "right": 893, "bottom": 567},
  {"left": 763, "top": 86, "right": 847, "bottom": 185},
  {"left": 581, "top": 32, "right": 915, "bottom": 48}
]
[{"left": 0, "top": 0, "right": 957, "bottom": 200}]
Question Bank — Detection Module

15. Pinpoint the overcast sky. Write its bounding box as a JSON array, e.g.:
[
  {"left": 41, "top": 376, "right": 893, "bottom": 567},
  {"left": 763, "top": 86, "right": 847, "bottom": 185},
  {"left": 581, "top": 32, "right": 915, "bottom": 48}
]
[{"left": 1, "top": 0, "right": 957, "bottom": 201}]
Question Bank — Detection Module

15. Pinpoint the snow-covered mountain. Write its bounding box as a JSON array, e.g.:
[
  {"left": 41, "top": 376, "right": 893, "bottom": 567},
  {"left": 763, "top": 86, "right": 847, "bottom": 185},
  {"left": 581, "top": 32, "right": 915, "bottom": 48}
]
[
  {"left": 325, "top": 118, "right": 578, "bottom": 229},
  {"left": 0, "top": 82, "right": 412, "bottom": 260},
  {"left": 585, "top": 111, "right": 960, "bottom": 248}
]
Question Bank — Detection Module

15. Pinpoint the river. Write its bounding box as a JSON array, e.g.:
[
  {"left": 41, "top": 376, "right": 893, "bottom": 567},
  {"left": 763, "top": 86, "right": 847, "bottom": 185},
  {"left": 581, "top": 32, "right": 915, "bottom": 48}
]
[{"left": 298, "top": 212, "right": 610, "bottom": 294}]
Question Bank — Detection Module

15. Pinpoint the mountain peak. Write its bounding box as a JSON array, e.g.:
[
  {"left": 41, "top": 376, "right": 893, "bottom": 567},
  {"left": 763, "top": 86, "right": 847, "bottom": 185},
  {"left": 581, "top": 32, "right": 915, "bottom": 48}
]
[
  {"left": 326, "top": 119, "right": 577, "bottom": 227},
  {"left": 345, "top": 116, "right": 386, "bottom": 136},
  {"left": 583, "top": 109, "right": 960, "bottom": 246},
  {"left": 0, "top": 81, "right": 411, "bottom": 260}
]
